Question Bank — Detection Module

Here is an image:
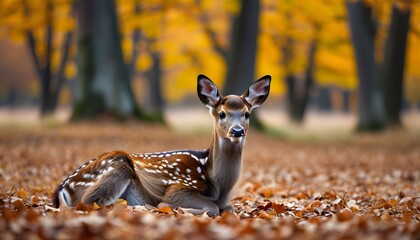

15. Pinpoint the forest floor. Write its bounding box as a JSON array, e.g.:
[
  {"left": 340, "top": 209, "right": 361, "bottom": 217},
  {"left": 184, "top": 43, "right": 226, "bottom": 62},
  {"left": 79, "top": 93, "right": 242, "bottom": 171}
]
[{"left": 0, "top": 114, "right": 420, "bottom": 239}]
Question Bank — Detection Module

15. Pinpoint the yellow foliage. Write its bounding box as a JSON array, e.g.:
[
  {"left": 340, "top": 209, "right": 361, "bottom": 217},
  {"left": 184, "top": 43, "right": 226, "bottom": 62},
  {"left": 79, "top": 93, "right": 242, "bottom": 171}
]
[
  {"left": 65, "top": 62, "right": 76, "bottom": 79},
  {"left": 136, "top": 53, "right": 153, "bottom": 72},
  {"left": 1, "top": 0, "right": 419, "bottom": 103}
]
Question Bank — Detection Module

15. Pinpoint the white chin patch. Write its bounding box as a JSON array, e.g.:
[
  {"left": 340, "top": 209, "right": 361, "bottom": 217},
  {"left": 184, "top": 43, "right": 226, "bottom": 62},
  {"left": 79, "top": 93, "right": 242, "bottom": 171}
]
[{"left": 229, "top": 137, "right": 244, "bottom": 144}]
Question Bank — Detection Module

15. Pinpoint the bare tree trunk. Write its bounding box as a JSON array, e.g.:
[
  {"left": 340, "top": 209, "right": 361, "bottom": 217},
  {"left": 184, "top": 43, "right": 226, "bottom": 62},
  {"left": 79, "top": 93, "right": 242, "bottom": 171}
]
[
  {"left": 72, "top": 0, "right": 142, "bottom": 120},
  {"left": 145, "top": 52, "right": 165, "bottom": 123},
  {"left": 22, "top": 0, "right": 73, "bottom": 117},
  {"left": 346, "top": 1, "right": 385, "bottom": 131},
  {"left": 48, "top": 30, "right": 74, "bottom": 112},
  {"left": 382, "top": 5, "right": 411, "bottom": 128},
  {"left": 223, "top": 0, "right": 260, "bottom": 95},
  {"left": 286, "top": 40, "right": 316, "bottom": 124},
  {"left": 220, "top": 0, "right": 264, "bottom": 129}
]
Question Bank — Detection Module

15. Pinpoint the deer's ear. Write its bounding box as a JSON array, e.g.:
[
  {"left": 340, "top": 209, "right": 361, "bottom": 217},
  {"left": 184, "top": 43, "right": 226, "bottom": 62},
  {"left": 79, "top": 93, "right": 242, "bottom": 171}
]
[
  {"left": 197, "top": 74, "right": 221, "bottom": 108},
  {"left": 243, "top": 75, "right": 271, "bottom": 110}
]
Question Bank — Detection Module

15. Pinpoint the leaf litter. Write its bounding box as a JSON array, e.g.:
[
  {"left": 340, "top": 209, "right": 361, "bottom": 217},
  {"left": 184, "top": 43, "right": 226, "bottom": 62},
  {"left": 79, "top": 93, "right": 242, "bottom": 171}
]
[{"left": 0, "top": 123, "right": 419, "bottom": 239}]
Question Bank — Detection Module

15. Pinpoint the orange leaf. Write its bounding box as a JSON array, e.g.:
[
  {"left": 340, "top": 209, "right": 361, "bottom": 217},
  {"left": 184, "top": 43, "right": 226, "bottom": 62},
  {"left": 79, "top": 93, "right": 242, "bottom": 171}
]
[
  {"left": 17, "top": 188, "right": 27, "bottom": 198},
  {"left": 12, "top": 199, "right": 25, "bottom": 211},
  {"left": 387, "top": 199, "right": 398, "bottom": 206},
  {"left": 381, "top": 210, "right": 392, "bottom": 221},
  {"left": 272, "top": 203, "right": 285, "bottom": 214},
  {"left": 115, "top": 199, "right": 128, "bottom": 205},
  {"left": 295, "top": 192, "right": 308, "bottom": 200},
  {"left": 75, "top": 202, "right": 93, "bottom": 212},
  {"left": 310, "top": 200, "right": 322, "bottom": 208},
  {"left": 93, "top": 202, "right": 100, "bottom": 210},
  {"left": 295, "top": 211, "right": 303, "bottom": 218},
  {"left": 258, "top": 211, "right": 267, "bottom": 218},
  {"left": 337, "top": 208, "right": 353, "bottom": 222},
  {"left": 259, "top": 188, "right": 273, "bottom": 198},
  {"left": 25, "top": 208, "right": 39, "bottom": 222},
  {"left": 31, "top": 196, "right": 40, "bottom": 205},
  {"left": 158, "top": 205, "right": 173, "bottom": 214}
]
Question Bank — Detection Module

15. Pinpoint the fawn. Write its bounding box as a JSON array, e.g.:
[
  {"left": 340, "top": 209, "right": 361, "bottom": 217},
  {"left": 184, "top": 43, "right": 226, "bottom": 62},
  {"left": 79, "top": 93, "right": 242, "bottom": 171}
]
[{"left": 52, "top": 74, "right": 271, "bottom": 216}]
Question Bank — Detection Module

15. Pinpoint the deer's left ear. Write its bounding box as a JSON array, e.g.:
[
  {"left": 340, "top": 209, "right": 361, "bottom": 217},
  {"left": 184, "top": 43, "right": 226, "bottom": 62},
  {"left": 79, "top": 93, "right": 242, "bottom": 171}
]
[{"left": 243, "top": 75, "right": 271, "bottom": 110}]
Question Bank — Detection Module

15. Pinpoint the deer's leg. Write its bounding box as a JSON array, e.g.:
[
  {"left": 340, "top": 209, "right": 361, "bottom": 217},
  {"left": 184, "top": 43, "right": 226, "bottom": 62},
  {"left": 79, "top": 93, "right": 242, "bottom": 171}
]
[
  {"left": 120, "top": 179, "right": 146, "bottom": 205},
  {"left": 220, "top": 205, "right": 234, "bottom": 214},
  {"left": 161, "top": 187, "right": 219, "bottom": 216},
  {"left": 81, "top": 156, "right": 139, "bottom": 206}
]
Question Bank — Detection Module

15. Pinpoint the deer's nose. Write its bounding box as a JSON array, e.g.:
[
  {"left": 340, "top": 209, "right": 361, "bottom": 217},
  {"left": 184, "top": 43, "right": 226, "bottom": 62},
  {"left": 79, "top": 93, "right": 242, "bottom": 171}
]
[{"left": 231, "top": 127, "right": 245, "bottom": 137}]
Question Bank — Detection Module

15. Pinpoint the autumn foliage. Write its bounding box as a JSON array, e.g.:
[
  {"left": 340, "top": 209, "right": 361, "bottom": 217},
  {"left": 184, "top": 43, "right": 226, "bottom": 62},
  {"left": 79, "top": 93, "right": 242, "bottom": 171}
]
[{"left": 1, "top": 0, "right": 420, "bottom": 103}]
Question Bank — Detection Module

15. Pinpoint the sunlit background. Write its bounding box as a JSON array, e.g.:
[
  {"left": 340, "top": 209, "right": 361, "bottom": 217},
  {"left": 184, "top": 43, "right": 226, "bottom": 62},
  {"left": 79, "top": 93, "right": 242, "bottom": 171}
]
[{"left": 0, "top": 0, "right": 419, "bottom": 136}]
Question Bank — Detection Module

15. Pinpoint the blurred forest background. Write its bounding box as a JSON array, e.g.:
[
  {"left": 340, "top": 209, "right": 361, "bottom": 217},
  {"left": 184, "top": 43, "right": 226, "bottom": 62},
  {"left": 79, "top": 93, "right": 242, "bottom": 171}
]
[{"left": 0, "top": 0, "right": 420, "bottom": 134}]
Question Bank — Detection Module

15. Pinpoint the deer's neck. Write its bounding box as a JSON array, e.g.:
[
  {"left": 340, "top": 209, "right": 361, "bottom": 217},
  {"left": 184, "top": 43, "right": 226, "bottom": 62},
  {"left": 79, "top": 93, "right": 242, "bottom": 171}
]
[{"left": 207, "top": 132, "right": 244, "bottom": 197}]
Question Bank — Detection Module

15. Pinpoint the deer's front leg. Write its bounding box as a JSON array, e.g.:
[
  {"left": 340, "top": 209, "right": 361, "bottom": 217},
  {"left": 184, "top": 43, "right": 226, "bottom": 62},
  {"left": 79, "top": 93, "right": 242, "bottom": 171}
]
[{"left": 161, "top": 187, "right": 219, "bottom": 216}]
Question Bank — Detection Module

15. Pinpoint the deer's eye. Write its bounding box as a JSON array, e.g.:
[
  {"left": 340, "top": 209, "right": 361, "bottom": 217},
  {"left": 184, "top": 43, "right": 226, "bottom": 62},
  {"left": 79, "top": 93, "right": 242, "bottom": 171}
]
[
  {"left": 245, "top": 112, "right": 250, "bottom": 119},
  {"left": 219, "top": 112, "right": 226, "bottom": 119}
]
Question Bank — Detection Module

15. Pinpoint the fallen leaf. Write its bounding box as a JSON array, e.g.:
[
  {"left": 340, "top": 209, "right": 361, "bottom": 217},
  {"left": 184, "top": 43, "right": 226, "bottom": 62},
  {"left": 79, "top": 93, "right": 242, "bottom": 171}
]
[
  {"left": 337, "top": 208, "right": 354, "bottom": 222},
  {"left": 272, "top": 203, "right": 286, "bottom": 214},
  {"left": 158, "top": 205, "right": 173, "bottom": 214},
  {"left": 17, "top": 189, "right": 27, "bottom": 198}
]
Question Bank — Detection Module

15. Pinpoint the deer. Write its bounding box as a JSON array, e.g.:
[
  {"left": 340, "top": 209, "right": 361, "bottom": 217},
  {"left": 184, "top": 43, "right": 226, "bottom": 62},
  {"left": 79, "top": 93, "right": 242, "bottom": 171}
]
[{"left": 52, "top": 74, "right": 271, "bottom": 216}]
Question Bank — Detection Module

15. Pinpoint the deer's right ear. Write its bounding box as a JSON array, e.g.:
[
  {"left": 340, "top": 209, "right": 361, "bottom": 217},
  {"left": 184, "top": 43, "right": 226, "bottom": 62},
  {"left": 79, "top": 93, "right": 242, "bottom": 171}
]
[{"left": 197, "top": 74, "right": 221, "bottom": 108}]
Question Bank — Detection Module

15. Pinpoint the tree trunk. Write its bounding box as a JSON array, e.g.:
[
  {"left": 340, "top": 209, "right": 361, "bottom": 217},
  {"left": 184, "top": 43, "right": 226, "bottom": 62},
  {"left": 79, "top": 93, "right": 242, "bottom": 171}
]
[
  {"left": 223, "top": 0, "right": 260, "bottom": 95},
  {"left": 40, "top": 0, "right": 54, "bottom": 116},
  {"left": 342, "top": 89, "right": 350, "bottom": 113},
  {"left": 346, "top": 1, "right": 385, "bottom": 131},
  {"left": 145, "top": 52, "right": 165, "bottom": 123},
  {"left": 221, "top": 0, "right": 263, "bottom": 129},
  {"left": 285, "top": 40, "right": 316, "bottom": 124},
  {"left": 22, "top": 0, "right": 73, "bottom": 117},
  {"left": 317, "top": 87, "right": 332, "bottom": 112},
  {"left": 48, "top": 30, "right": 74, "bottom": 112},
  {"left": 72, "top": 0, "right": 142, "bottom": 120},
  {"left": 382, "top": 5, "right": 411, "bottom": 128}
]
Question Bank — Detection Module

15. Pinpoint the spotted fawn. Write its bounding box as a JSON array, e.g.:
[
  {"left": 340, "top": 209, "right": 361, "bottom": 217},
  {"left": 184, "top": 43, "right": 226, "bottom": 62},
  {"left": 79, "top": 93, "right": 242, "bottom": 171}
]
[{"left": 52, "top": 74, "right": 271, "bottom": 216}]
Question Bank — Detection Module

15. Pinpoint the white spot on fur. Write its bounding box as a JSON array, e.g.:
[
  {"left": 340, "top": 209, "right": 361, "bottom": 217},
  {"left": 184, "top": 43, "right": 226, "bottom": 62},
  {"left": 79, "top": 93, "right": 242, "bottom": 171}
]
[
  {"left": 190, "top": 154, "right": 199, "bottom": 161},
  {"left": 144, "top": 168, "right": 157, "bottom": 174},
  {"left": 200, "top": 158, "right": 207, "bottom": 165},
  {"left": 197, "top": 167, "right": 202, "bottom": 173}
]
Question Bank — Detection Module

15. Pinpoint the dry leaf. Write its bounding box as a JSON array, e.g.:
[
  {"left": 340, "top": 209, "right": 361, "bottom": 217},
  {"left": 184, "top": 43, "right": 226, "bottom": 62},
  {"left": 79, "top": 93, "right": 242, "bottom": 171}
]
[
  {"left": 17, "top": 189, "right": 27, "bottom": 198},
  {"left": 337, "top": 208, "right": 354, "bottom": 222},
  {"left": 158, "top": 205, "right": 173, "bottom": 214},
  {"left": 272, "top": 203, "right": 286, "bottom": 214}
]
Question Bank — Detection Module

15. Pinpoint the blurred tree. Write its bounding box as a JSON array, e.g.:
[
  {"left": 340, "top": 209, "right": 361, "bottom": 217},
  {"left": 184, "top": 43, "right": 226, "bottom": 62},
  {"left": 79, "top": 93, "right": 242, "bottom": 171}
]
[
  {"left": 196, "top": 0, "right": 265, "bottom": 129},
  {"left": 285, "top": 38, "right": 317, "bottom": 123},
  {"left": 346, "top": 0, "right": 412, "bottom": 131},
  {"left": 223, "top": 0, "right": 260, "bottom": 95},
  {"left": 21, "top": 0, "right": 74, "bottom": 117},
  {"left": 123, "top": 1, "right": 165, "bottom": 123},
  {"left": 382, "top": 4, "right": 411, "bottom": 128},
  {"left": 72, "top": 0, "right": 142, "bottom": 120},
  {"left": 265, "top": 1, "right": 327, "bottom": 124},
  {"left": 346, "top": 1, "right": 385, "bottom": 131},
  {"left": 222, "top": 0, "right": 264, "bottom": 129}
]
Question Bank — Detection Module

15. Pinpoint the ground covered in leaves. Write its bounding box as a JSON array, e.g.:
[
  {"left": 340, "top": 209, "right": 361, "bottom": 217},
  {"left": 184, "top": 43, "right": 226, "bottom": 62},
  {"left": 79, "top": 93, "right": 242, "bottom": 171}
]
[{"left": 0, "top": 122, "right": 420, "bottom": 239}]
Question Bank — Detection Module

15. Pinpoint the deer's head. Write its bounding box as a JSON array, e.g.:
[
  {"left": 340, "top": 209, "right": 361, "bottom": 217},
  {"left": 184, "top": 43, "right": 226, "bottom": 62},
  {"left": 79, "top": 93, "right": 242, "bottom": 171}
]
[{"left": 197, "top": 75, "right": 271, "bottom": 144}]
